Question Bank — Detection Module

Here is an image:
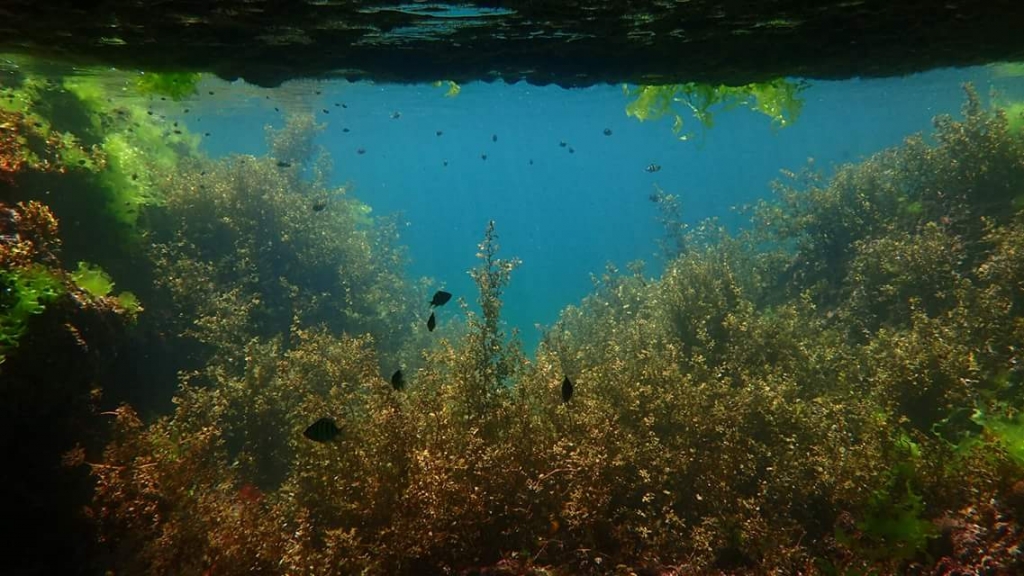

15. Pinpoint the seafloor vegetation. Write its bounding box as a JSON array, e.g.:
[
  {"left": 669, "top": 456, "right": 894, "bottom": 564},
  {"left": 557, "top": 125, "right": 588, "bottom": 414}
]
[{"left": 3, "top": 67, "right": 1024, "bottom": 575}]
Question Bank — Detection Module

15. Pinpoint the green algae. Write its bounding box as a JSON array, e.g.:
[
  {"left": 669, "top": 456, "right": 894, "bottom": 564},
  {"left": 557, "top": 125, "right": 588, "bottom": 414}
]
[
  {"left": 623, "top": 78, "right": 807, "bottom": 140},
  {"left": 0, "top": 265, "right": 64, "bottom": 362},
  {"left": 134, "top": 72, "right": 202, "bottom": 101}
]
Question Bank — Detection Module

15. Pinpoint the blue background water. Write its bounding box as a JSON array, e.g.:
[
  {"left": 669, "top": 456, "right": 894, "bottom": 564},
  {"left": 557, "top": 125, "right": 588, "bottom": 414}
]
[{"left": 194, "top": 66, "right": 1021, "bottom": 354}]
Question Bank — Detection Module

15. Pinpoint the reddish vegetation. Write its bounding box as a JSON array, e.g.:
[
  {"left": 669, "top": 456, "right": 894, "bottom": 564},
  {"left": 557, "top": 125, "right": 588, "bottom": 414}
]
[
  {"left": 0, "top": 199, "right": 61, "bottom": 268},
  {"left": 1, "top": 114, "right": 27, "bottom": 182},
  {"left": 930, "top": 494, "right": 1024, "bottom": 575}
]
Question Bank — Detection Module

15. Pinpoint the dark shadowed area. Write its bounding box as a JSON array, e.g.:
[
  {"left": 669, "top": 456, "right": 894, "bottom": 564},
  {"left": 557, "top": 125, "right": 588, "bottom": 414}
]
[{"left": 0, "top": 0, "right": 1023, "bottom": 86}]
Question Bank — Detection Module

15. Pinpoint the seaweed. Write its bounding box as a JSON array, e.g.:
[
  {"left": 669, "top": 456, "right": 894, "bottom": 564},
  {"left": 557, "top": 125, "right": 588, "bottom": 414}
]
[
  {"left": 0, "top": 264, "right": 64, "bottom": 359},
  {"left": 624, "top": 78, "right": 807, "bottom": 141},
  {"left": 73, "top": 82, "right": 1024, "bottom": 575},
  {"left": 134, "top": 72, "right": 202, "bottom": 101}
]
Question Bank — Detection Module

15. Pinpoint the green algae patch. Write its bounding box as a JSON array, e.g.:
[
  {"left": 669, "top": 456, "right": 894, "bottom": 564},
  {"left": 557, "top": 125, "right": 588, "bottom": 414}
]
[
  {"left": 0, "top": 265, "right": 64, "bottom": 360},
  {"left": 135, "top": 72, "right": 202, "bottom": 101},
  {"left": 623, "top": 78, "right": 807, "bottom": 140},
  {"left": 971, "top": 407, "right": 1024, "bottom": 465},
  {"left": 70, "top": 261, "right": 143, "bottom": 317},
  {"left": 70, "top": 261, "right": 114, "bottom": 298}
]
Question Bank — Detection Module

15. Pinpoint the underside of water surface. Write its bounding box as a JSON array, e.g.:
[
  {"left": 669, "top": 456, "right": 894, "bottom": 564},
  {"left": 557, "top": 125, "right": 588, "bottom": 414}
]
[{"left": 4, "top": 4, "right": 1024, "bottom": 575}]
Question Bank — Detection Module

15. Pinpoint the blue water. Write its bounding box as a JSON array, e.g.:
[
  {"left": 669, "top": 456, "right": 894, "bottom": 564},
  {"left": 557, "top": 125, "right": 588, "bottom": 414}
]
[{"left": 195, "top": 65, "right": 1021, "bottom": 354}]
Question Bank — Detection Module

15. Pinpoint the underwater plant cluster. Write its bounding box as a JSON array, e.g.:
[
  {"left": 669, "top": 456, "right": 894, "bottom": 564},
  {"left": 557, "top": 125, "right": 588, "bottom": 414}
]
[{"left": 3, "top": 65, "right": 1024, "bottom": 576}]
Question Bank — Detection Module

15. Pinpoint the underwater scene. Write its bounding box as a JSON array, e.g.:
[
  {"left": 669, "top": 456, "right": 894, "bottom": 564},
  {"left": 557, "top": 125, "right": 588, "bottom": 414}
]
[{"left": 5, "top": 56, "right": 1024, "bottom": 576}]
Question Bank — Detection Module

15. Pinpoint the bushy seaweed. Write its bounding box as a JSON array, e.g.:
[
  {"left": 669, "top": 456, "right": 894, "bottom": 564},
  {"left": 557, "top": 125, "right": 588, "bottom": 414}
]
[
  {"left": 77, "top": 83, "right": 1024, "bottom": 576},
  {"left": 147, "top": 113, "right": 424, "bottom": 373}
]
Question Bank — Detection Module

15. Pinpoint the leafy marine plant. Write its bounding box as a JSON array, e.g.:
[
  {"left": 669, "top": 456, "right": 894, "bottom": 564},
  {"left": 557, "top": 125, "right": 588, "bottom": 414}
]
[
  {"left": 63, "top": 75, "right": 200, "bottom": 227},
  {"left": 70, "top": 261, "right": 142, "bottom": 315},
  {"left": 624, "top": 78, "right": 807, "bottom": 141},
  {"left": 0, "top": 264, "right": 64, "bottom": 359},
  {"left": 134, "top": 71, "right": 202, "bottom": 101}
]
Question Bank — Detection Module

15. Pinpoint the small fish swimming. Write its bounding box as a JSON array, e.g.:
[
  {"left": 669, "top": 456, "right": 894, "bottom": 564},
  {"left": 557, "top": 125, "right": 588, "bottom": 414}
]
[
  {"left": 492, "top": 134, "right": 498, "bottom": 143},
  {"left": 356, "top": 147, "right": 366, "bottom": 155},
  {"left": 645, "top": 163, "right": 661, "bottom": 173},
  {"left": 430, "top": 290, "right": 452, "bottom": 307},
  {"left": 559, "top": 140, "right": 567, "bottom": 148},
  {"left": 391, "top": 369, "right": 405, "bottom": 391},
  {"left": 436, "top": 130, "right": 443, "bottom": 136},
  {"left": 311, "top": 199, "right": 328, "bottom": 212},
  {"left": 303, "top": 417, "right": 342, "bottom": 442},
  {"left": 561, "top": 376, "right": 574, "bottom": 403},
  {"left": 391, "top": 111, "right": 401, "bottom": 119},
  {"left": 427, "top": 311, "right": 436, "bottom": 332},
  {"left": 603, "top": 128, "right": 613, "bottom": 136},
  {"left": 276, "top": 160, "right": 292, "bottom": 168}
]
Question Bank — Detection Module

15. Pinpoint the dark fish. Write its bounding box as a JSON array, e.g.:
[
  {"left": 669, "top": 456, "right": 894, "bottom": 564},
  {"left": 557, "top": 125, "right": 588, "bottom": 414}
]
[
  {"left": 529, "top": 159, "right": 534, "bottom": 165},
  {"left": 322, "top": 108, "right": 329, "bottom": 114},
  {"left": 436, "top": 130, "right": 443, "bottom": 136},
  {"left": 645, "top": 163, "right": 661, "bottom": 173},
  {"left": 303, "top": 417, "right": 341, "bottom": 442},
  {"left": 357, "top": 147, "right": 366, "bottom": 155},
  {"left": 429, "top": 290, "right": 452, "bottom": 307},
  {"left": 559, "top": 140, "right": 567, "bottom": 148},
  {"left": 443, "top": 160, "right": 449, "bottom": 167},
  {"left": 391, "top": 111, "right": 401, "bottom": 119},
  {"left": 427, "top": 311, "right": 436, "bottom": 332},
  {"left": 342, "top": 127, "right": 350, "bottom": 133},
  {"left": 391, "top": 369, "right": 405, "bottom": 391},
  {"left": 492, "top": 134, "right": 498, "bottom": 142},
  {"left": 276, "top": 160, "right": 292, "bottom": 168},
  {"left": 568, "top": 147, "right": 574, "bottom": 154},
  {"left": 561, "top": 376, "right": 574, "bottom": 403},
  {"left": 481, "top": 153, "right": 487, "bottom": 161},
  {"left": 603, "top": 128, "right": 612, "bottom": 136},
  {"left": 312, "top": 199, "right": 328, "bottom": 212}
]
